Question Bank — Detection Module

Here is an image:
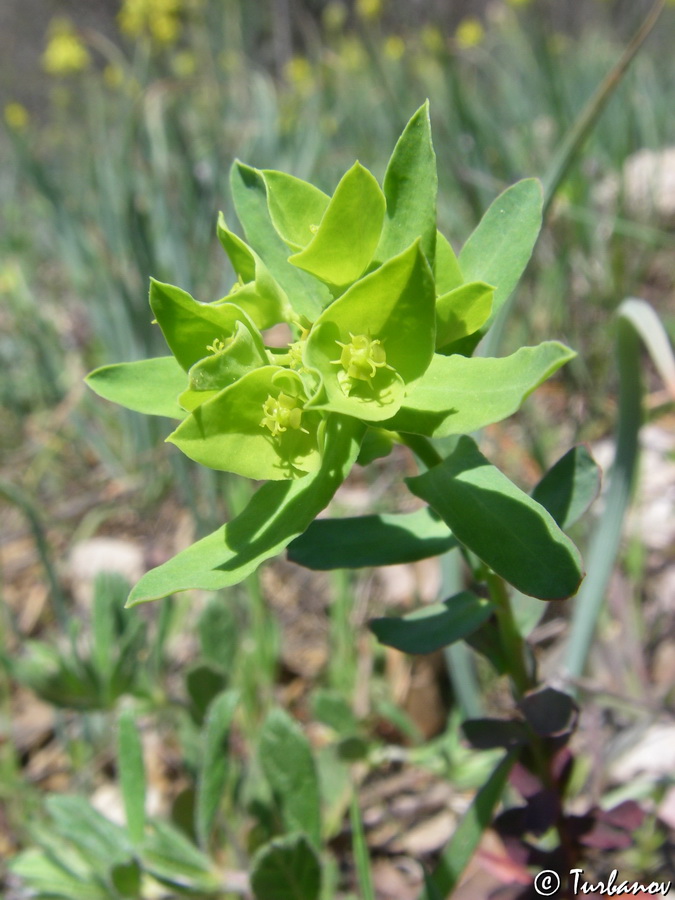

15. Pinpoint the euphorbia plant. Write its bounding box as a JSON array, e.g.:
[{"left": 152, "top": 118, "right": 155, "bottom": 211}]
[
  {"left": 87, "top": 102, "right": 584, "bottom": 610},
  {"left": 86, "top": 100, "right": 597, "bottom": 894}
]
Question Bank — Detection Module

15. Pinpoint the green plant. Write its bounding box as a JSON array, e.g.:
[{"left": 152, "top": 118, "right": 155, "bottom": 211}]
[{"left": 78, "top": 103, "right": 606, "bottom": 894}]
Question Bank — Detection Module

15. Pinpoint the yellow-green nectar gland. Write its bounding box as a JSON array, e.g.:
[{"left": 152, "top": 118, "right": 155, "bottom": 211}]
[
  {"left": 332, "top": 333, "right": 391, "bottom": 394},
  {"left": 261, "top": 392, "right": 308, "bottom": 438},
  {"left": 206, "top": 337, "right": 228, "bottom": 355}
]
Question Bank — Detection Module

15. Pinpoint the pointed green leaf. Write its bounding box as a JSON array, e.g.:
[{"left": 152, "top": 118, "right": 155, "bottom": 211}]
[
  {"left": 376, "top": 101, "right": 437, "bottom": 265},
  {"left": 531, "top": 445, "right": 601, "bottom": 530},
  {"left": 10, "top": 850, "right": 108, "bottom": 900},
  {"left": 369, "top": 592, "right": 494, "bottom": 654},
  {"left": 150, "top": 279, "right": 267, "bottom": 373},
  {"left": 141, "top": 820, "right": 219, "bottom": 888},
  {"left": 304, "top": 241, "right": 435, "bottom": 422},
  {"left": 384, "top": 342, "right": 575, "bottom": 437},
  {"left": 289, "top": 162, "right": 386, "bottom": 288},
  {"left": 85, "top": 357, "right": 187, "bottom": 419},
  {"left": 231, "top": 162, "right": 330, "bottom": 318},
  {"left": 127, "top": 415, "right": 364, "bottom": 603},
  {"left": 435, "top": 231, "right": 463, "bottom": 294},
  {"left": 435, "top": 281, "right": 494, "bottom": 350},
  {"left": 423, "top": 752, "right": 516, "bottom": 899},
  {"left": 262, "top": 170, "right": 330, "bottom": 251},
  {"left": 407, "top": 436, "right": 584, "bottom": 599},
  {"left": 216, "top": 213, "right": 290, "bottom": 328},
  {"left": 45, "top": 795, "right": 132, "bottom": 866},
  {"left": 259, "top": 708, "right": 322, "bottom": 847},
  {"left": 196, "top": 690, "right": 239, "bottom": 849},
  {"left": 459, "top": 178, "right": 543, "bottom": 332},
  {"left": 168, "top": 366, "right": 323, "bottom": 480},
  {"left": 118, "top": 708, "right": 146, "bottom": 846},
  {"left": 250, "top": 834, "right": 321, "bottom": 900},
  {"left": 287, "top": 507, "right": 455, "bottom": 570}
]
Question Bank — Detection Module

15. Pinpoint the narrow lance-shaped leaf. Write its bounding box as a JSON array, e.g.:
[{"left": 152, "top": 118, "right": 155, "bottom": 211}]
[
  {"left": 259, "top": 708, "right": 322, "bottom": 848},
  {"left": 289, "top": 162, "right": 386, "bottom": 289},
  {"left": 127, "top": 415, "right": 365, "bottom": 604},
  {"left": 118, "top": 707, "right": 146, "bottom": 846},
  {"left": 230, "top": 161, "right": 331, "bottom": 318},
  {"left": 407, "top": 436, "right": 584, "bottom": 600},
  {"left": 287, "top": 507, "right": 455, "bottom": 570},
  {"left": 420, "top": 752, "right": 517, "bottom": 900},
  {"left": 434, "top": 230, "right": 463, "bottom": 294},
  {"left": 196, "top": 690, "right": 239, "bottom": 849},
  {"left": 385, "top": 342, "right": 575, "bottom": 438},
  {"left": 369, "top": 592, "right": 495, "bottom": 655},
  {"left": 459, "top": 178, "right": 543, "bottom": 338},
  {"left": 376, "top": 100, "right": 437, "bottom": 266},
  {"left": 85, "top": 357, "right": 187, "bottom": 419}
]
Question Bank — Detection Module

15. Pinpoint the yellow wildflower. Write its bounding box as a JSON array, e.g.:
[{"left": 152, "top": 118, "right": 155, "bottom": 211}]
[
  {"left": 421, "top": 25, "right": 444, "bottom": 55},
  {"left": 4, "top": 103, "right": 29, "bottom": 131},
  {"left": 171, "top": 51, "right": 196, "bottom": 78},
  {"left": 322, "top": 1, "right": 347, "bottom": 32},
  {"left": 285, "top": 56, "right": 313, "bottom": 87},
  {"left": 118, "top": 0, "right": 182, "bottom": 44},
  {"left": 356, "top": 0, "right": 382, "bottom": 23},
  {"left": 383, "top": 35, "right": 405, "bottom": 62},
  {"left": 455, "top": 17, "right": 485, "bottom": 50},
  {"left": 42, "top": 18, "right": 91, "bottom": 76}
]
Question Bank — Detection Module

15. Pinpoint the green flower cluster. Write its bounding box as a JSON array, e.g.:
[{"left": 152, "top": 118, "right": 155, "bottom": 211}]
[{"left": 87, "top": 103, "right": 570, "bottom": 484}]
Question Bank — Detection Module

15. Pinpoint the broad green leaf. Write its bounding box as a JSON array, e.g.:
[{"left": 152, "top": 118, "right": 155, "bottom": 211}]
[
  {"left": 216, "top": 213, "right": 290, "bottom": 328},
  {"left": 435, "top": 281, "right": 494, "bottom": 350},
  {"left": 262, "top": 170, "right": 330, "bottom": 250},
  {"left": 435, "top": 231, "right": 463, "bottom": 294},
  {"left": 459, "top": 178, "right": 543, "bottom": 332},
  {"left": 150, "top": 279, "right": 267, "bottom": 373},
  {"left": 118, "top": 708, "right": 146, "bottom": 846},
  {"left": 10, "top": 850, "right": 108, "bottom": 900},
  {"left": 127, "top": 415, "right": 364, "bottom": 604},
  {"left": 304, "top": 241, "right": 435, "bottom": 422},
  {"left": 111, "top": 859, "right": 142, "bottom": 897},
  {"left": 287, "top": 507, "right": 455, "bottom": 570},
  {"left": 407, "top": 436, "right": 584, "bottom": 600},
  {"left": 85, "top": 357, "right": 186, "bottom": 419},
  {"left": 198, "top": 599, "right": 238, "bottom": 671},
  {"left": 196, "top": 690, "right": 239, "bottom": 849},
  {"left": 385, "top": 342, "right": 575, "bottom": 437},
  {"left": 186, "top": 662, "right": 228, "bottom": 723},
  {"left": 231, "top": 161, "right": 331, "bottom": 318},
  {"left": 289, "top": 162, "right": 386, "bottom": 288},
  {"left": 531, "top": 445, "right": 601, "bottom": 530},
  {"left": 168, "top": 366, "right": 323, "bottom": 480},
  {"left": 369, "top": 592, "right": 494, "bottom": 654},
  {"left": 376, "top": 101, "right": 437, "bottom": 266},
  {"left": 250, "top": 834, "right": 321, "bottom": 900},
  {"left": 259, "top": 708, "right": 322, "bottom": 847},
  {"left": 421, "top": 752, "right": 516, "bottom": 899}
]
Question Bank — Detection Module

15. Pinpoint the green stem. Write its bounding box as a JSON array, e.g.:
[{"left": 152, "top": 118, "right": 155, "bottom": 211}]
[
  {"left": 486, "top": 572, "right": 532, "bottom": 699},
  {"left": 542, "top": 0, "right": 666, "bottom": 217}
]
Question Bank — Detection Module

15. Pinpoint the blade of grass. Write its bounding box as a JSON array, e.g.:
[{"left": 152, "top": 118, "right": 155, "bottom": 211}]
[
  {"left": 350, "top": 790, "right": 375, "bottom": 900},
  {"left": 562, "top": 299, "right": 675, "bottom": 684}
]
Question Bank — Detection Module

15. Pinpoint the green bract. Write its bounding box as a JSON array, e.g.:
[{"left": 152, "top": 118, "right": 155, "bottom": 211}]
[{"left": 86, "top": 101, "right": 581, "bottom": 604}]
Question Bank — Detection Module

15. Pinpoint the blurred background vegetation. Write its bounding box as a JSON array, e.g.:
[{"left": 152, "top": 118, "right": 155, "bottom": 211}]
[{"left": 1, "top": 0, "right": 675, "bottom": 894}]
